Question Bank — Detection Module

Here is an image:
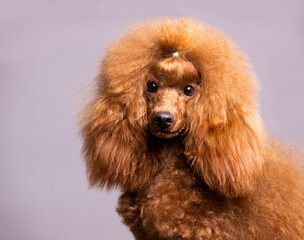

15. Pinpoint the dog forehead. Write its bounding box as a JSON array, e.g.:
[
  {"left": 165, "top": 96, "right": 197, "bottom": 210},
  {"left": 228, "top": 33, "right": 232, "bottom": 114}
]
[
  {"left": 149, "top": 57, "right": 200, "bottom": 86},
  {"left": 152, "top": 71, "right": 196, "bottom": 87}
]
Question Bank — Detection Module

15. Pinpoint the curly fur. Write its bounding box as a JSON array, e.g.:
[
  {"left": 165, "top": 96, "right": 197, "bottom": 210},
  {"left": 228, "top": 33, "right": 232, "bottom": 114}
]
[{"left": 80, "top": 18, "right": 304, "bottom": 239}]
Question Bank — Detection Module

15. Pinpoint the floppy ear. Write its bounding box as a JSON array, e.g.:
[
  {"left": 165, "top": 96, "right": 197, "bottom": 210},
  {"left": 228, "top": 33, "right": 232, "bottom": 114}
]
[
  {"left": 183, "top": 35, "right": 267, "bottom": 198},
  {"left": 78, "top": 20, "right": 161, "bottom": 191},
  {"left": 185, "top": 91, "right": 265, "bottom": 198},
  {"left": 80, "top": 75, "right": 158, "bottom": 191}
]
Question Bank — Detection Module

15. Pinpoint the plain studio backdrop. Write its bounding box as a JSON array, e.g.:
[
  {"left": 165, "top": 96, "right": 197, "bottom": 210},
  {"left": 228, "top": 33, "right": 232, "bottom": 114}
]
[{"left": 1, "top": 0, "right": 303, "bottom": 239}]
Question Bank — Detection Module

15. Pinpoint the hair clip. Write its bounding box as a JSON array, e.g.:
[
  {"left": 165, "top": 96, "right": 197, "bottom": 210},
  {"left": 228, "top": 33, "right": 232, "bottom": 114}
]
[{"left": 172, "top": 52, "right": 179, "bottom": 57}]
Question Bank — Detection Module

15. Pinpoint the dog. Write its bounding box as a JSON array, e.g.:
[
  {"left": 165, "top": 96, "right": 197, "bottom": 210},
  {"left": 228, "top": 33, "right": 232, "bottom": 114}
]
[{"left": 79, "top": 18, "right": 304, "bottom": 239}]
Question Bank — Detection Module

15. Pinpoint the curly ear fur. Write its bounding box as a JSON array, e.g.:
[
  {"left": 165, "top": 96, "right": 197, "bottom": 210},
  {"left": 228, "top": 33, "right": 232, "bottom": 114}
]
[
  {"left": 185, "top": 104, "right": 265, "bottom": 198},
  {"left": 79, "top": 26, "right": 160, "bottom": 191},
  {"left": 182, "top": 22, "right": 266, "bottom": 198},
  {"left": 80, "top": 76, "right": 160, "bottom": 191},
  {"left": 80, "top": 92, "right": 158, "bottom": 191}
]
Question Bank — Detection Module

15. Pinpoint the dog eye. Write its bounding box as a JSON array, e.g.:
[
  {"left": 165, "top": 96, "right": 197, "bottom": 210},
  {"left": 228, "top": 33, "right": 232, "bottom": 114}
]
[
  {"left": 147, "top": 81, "right": 158, "bottom": 92},
  {"left": 183, "top": 85, "right": 195, "bottom": 96}
]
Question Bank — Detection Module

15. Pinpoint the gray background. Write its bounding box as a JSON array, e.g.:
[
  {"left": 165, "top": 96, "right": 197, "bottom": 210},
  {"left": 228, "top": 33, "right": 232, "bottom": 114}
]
[{"left": 1, "top": 0, "right": 303, "bottom": 239}]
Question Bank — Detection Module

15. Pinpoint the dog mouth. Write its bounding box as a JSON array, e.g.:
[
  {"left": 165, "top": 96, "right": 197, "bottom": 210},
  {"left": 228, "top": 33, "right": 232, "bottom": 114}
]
[{"left": 149, "top": 127, "right": 185, "bottom": 139}]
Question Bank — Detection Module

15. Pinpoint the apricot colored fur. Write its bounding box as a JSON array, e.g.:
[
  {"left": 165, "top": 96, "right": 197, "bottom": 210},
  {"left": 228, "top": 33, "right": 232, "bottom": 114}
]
[{"left": 80, "top": 18, "right": 304, "bottom": 239}]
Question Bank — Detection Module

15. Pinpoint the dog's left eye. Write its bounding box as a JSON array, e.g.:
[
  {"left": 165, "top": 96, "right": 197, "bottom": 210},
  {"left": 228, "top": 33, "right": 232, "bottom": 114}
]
[{"left": 183, "top": 85, "right": 195, "bottom": 96}]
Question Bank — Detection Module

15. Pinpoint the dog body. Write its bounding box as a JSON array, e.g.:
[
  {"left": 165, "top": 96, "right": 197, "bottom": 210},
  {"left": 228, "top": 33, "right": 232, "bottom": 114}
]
[
  {"left": 117, "top": 138, "right": 304, "bottom": 239},
  {"left": 80, "top": 18, "right": 304, "bottom": 239}
]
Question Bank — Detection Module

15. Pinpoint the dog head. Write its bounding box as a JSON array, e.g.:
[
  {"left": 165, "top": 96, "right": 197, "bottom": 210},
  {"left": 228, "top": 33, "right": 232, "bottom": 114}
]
[{"left": 80, "top": 18, "right": 266, "bottom": 197}]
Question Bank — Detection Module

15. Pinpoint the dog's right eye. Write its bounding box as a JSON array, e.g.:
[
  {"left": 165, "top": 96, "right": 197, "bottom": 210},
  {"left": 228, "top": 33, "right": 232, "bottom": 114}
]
[{"left": 147, "top": 81, "right": 158, "bottom": 92}]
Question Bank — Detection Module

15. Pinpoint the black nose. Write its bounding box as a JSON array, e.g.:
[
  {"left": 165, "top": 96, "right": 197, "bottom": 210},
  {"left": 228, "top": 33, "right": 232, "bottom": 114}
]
[{"left": 154, "top": 112, "right": 174, "bottom": 129}]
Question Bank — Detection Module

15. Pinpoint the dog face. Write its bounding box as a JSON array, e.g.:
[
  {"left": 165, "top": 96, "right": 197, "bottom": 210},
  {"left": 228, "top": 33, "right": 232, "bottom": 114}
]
[
  {"left": 80, "top": 18, "right": 266, "bottom": 196},
  {"left": 146, "top": 57, "right": 200, "bottom": 138}
]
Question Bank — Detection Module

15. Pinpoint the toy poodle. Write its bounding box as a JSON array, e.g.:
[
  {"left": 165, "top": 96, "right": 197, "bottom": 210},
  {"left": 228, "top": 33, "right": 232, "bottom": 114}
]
[{"left": 79, "top": 18, "right": 304, "bottom": 239}]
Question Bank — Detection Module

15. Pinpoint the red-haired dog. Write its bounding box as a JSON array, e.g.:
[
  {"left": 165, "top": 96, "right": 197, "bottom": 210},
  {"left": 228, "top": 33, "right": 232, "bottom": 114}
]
[{"left": 80, "top": 18, "right": 304, "bottom": 239}]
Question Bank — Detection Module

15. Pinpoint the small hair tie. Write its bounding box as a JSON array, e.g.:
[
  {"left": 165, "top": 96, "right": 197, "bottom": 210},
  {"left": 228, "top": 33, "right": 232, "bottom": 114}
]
[{"left": 172, "top": 52, "right": 179, "bottom": 57}]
